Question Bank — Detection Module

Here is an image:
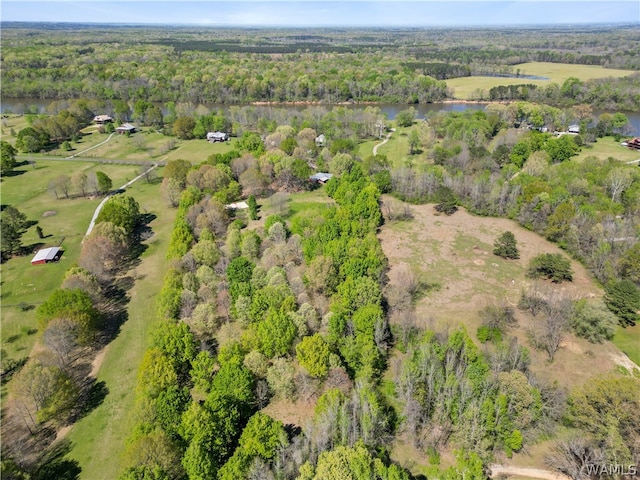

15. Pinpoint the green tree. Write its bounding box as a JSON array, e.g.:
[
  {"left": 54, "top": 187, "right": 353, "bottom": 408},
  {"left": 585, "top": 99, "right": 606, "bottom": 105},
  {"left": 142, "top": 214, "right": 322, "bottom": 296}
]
[
  {"left": 567, "top": 376, "right": 640, "bottom": 462},
  {"left": 16, "top": 126, "right": 49, "bottom": 152},
  {"left": 434, "top": 186, "right": 458, "bottom": 215},
  {"left": 619, "top": 243, "right": 640, "bottom": 287},
  {"left": 96, "top": 194, "right": 141, "bottom": 236},
  {"left": 12, "top": 360, "right": 79, "bottom": 425},
  {"left": 36, "top": 288, "right": 100, "bottom": 332},
  {"left": 408, "top": 129, "right": 420, "bottom": 155},
  {"left": 136, "top": 348, "right": 178, "bottom": 399},
  {"left": 0, "top": 206, "right": 28, "bottom": 257},
  {"left": 570, "top": 299, "right": 617, "bottom": 342},
  {"left": 526, "top": 253, "right": 573, "bottom": 283},
  {"left": 163, "top": 159, "right": 192, "bottom": 187},
  {"left": 247, "top": 194, "right": 258, "bottom": 220},
  {"left": 604, "top": 279, "right": 640, "bottom": 327},
  {"left": 95, "top": 171, "right": 113, "bottom": 194},
  {"left": 493, "top": 231, "right": 519, "bottom": 259},
  {"left": 296, "top": 334, "right": 331, "bottom": 378},
  {"left": 257, "top": 309, "right": 297, "bottom": 358},
  {"left": 173, "top": 116, "right": 196, "bottom": 140},
  {"left": 395, "top": 107, "right": 416, "bottom": 127},
  {"left": 218, "top": 412, "right": 287, "bottom": 480},
  {"left": 0, "top": 140, "right": 17, "bottom": 174}
]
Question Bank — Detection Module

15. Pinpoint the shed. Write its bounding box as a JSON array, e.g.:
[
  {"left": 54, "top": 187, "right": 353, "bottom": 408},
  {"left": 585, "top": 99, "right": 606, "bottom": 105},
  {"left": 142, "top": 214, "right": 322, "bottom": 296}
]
[
  {"left": 93, "top": 114, "right": 113, "bottom": 125},
  {"left": 31, "top": 246, "right": 62, "bottom": 265},
  {"left": 116, "top": 123, "right": 137, "bottom": 134},
  {"left": 568, "top": 124, "right": 580, "bottom": 134},
  {"left": 225, "top": 201, "right": 249, "bottom": 210},
  {"left": 315, "top": 134, "right": 326, "bottom": 147},
  {"left": 207, "top": 131, "right": 229, "bottom": 142},
  {"left": 309, "top": 172, "right": 333, "bottom": 184}
]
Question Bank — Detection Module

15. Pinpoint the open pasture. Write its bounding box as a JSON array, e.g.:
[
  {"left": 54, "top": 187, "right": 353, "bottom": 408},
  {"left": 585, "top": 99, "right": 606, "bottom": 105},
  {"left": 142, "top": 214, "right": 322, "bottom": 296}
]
[{"left": 447, "top": 62, "right": 636, "bottom": 99}]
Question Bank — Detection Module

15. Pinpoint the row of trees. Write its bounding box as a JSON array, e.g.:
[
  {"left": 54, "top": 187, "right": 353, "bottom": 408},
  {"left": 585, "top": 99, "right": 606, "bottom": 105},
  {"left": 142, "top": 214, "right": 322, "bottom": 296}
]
[
  {"left": 391, "top": 106, "right": 640, "bottom": 297},
  {"left": 4, "top": 194, "right": 146, "bottom": 476}
]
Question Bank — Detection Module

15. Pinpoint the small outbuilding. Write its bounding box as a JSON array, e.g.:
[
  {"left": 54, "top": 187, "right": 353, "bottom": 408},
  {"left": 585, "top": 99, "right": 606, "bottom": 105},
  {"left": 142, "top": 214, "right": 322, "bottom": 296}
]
[
  {"left": 626, "top": 137, "right": 640, "bottom": 150},
  {"left": 568, "top": 124, "right": 580, "bottom": 134},
  {"left": 93, "top": 114, "right": 113, "bottom": 125},
  {"left": 309, "top": 172, "right": 333, "bottom": 184},
  {"left": 31, "top": 246, "right": 62, "bottom": 265},
  {"left": 315, "top": 134, "right": 326, "bottom": 147},
  {"left": 225, "top": 201, "right": 249, "bottom": 210},
  {"left": 116, "top": 123, "right": 137, "bottom": 134},
  {"left": 207, "top": 131, "right": 229, "bottom": 142}
]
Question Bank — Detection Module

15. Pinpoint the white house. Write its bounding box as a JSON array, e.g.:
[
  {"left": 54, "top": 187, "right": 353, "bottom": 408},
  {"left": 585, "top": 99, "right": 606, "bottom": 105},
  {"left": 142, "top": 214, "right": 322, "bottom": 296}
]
[{"left": 207, "top": 131, "right": 229, "bottom": 142}]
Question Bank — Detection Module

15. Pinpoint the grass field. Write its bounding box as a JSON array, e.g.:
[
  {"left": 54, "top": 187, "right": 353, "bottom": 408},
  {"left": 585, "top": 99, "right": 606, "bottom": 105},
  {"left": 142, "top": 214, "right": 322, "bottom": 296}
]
[
  {"left": 64, "top": 178, "right": 176, "bottom": 479},
  {"left": 1, "top": 160, "right": 145, "bottom": 364},
  {"left": 446, "top": 62, "right": 636, "bottom": 100},
  {"left": 574, "top": 136, "right": 640, "bottom": 163}
]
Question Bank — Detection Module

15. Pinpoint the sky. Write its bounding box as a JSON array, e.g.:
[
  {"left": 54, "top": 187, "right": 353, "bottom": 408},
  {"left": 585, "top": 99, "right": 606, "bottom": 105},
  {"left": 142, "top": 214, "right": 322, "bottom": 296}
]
[{"left": 1, "top": 0, "right": 638, "bottom": 27}]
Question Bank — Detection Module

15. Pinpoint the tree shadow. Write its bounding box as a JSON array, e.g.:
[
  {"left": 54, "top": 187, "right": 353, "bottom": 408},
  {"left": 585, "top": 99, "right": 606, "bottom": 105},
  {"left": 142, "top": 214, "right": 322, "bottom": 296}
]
[
  {"left": 1, "top": 169, "right": 27, "bottom": 177},
  {"left": 75, "top": 380, "right": 109, "bottom": 421},
  {"left": 32, "top": 439, "right": 81, "bottom": 480}
]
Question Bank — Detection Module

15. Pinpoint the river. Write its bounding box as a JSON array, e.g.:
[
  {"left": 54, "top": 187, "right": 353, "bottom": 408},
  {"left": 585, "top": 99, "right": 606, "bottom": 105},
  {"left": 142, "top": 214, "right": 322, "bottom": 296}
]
[{"left": 1, "top": 98, "right": 639, "bottom": 136}]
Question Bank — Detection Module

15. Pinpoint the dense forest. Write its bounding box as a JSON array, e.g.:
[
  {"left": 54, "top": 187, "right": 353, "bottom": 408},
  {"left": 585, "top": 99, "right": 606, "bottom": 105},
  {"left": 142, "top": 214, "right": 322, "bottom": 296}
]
[{"left": 1, "top": 23, "right": 639, "bottom": 109}]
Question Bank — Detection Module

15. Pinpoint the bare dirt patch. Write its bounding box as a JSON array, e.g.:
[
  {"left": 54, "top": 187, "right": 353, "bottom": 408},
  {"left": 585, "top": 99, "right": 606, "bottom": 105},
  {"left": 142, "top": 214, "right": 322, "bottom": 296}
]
[
  {"left": 42, "top": 210, "right": 57, "bottom": 217},
  {"left": 262, "top": 397, "right": 316, "bottom": 429}
]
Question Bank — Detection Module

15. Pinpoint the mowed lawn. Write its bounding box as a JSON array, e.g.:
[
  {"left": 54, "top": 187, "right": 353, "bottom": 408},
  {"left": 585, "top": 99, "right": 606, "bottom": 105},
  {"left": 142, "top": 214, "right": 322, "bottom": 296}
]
[
  {"left": 65, "top": 178, "right": 176, "bottom": 480},
  {"left": 447, "top": 62, "right": 636, "bottom": 99},
  {"left": 574, "top": 136, "right": 640, "bottom": 163},
  {"left": 1, "top": 161, "right": 144, "bottom": 363}
]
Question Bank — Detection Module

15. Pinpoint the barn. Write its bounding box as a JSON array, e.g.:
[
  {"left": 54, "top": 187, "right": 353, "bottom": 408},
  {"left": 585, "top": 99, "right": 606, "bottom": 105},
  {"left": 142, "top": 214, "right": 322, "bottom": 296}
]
[{"left": 31, "top": 246, "right": 62, "bottom": 265}]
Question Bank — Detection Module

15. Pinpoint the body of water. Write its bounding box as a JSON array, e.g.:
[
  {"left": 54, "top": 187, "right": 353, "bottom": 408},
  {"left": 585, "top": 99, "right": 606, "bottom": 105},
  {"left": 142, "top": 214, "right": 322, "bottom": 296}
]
[{"left": 2, "top": 98, "right": 639, "bottom": 136}]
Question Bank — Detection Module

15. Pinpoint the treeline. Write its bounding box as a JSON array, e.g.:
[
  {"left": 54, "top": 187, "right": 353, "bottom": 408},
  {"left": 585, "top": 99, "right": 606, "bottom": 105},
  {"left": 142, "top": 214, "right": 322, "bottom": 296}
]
[
  {"left": 390, "top": 105, "right": 640, "bottom": 294},
  {"left": 3, "top": 194, "right": 148, "bottom": 476},
  {"left": 477, "top": 73, "right": 640, "bottom": 111}
]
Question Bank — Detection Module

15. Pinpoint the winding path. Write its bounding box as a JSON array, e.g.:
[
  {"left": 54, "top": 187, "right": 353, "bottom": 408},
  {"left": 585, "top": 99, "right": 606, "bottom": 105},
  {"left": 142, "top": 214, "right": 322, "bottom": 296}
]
[
  {"left": 65, "top": 132, "right": 116, "bottom": 159},
  {"left": 84, "top": 164, "right": 158, "bottom": 238},
  {"left": 373, "top": 130, "right": 394, "bottom": 156}
]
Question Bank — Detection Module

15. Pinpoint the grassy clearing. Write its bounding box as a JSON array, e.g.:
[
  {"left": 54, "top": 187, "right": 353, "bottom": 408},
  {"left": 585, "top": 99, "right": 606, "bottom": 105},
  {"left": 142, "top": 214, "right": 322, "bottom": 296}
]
[
  {"left": 0, "top": 115, "right": 31, "bottom": 144},
  {"left": 446, "top": 62, "right": 635, "bottom": 99},
  {"left": 64, "top": 179, "right": 176, "bottom": 480},
  {"left": 574, "top": 136, "right": 640, "bottom": 163},
  {"left": 0, "top": 160, "right": 152, "bottom": 365},
  {"left": 378, "top": 197, "right": 633, "bottom": 386},
  {"left": 612, "top": 323, "right": 640, "bottom": 366}
]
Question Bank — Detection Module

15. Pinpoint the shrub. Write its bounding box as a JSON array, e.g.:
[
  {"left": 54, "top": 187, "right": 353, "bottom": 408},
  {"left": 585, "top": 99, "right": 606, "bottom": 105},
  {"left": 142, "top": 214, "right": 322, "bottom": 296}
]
[
  {"left": 526, "top": 253, "right": 573, "bottom": 283},
  {"left": 571, "top": 299, "right": 617, "bottom": 342},
  {"left": 493, "top": 231, "right": 519, "bottom": 259},
  {"left": 604, "top": 279, "right": 640, "bottom": 327}
]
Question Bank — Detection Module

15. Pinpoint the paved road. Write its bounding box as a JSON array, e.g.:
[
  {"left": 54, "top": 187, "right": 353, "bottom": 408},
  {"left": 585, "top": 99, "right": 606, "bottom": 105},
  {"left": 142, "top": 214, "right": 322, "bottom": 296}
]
[{"left": 84, "top": 164, "right": 158, "bottom": 238}]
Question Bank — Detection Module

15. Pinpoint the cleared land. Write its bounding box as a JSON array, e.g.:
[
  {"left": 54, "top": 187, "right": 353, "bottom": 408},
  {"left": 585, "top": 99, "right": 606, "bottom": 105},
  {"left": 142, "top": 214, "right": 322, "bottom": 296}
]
[
  {"left": 378, "top": 197, "right": 638, "bottom": 388},
  {"left": 447, "top": 62, "right": 635, "bottom": 100},
  {"left": 0, "top": 160, "right": 145, "bottom": 364},
  {"left": 573, "top": 136, "right": 640, "bottom": 163},
  {"left": 378, "top": 197, "right": 639, "bottom": 475}
]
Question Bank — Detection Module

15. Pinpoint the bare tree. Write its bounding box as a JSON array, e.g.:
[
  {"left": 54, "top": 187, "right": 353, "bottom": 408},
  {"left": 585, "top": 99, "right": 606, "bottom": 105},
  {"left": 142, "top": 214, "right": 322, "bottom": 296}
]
[
  {"left": 545, "top": 437, "right": 605, "bottom": 480},
  {"left": 606, "top": 168, "right": 633, "bottom": 203},
  {"left": 54, "top": 175, "right": 72, "bottom": 199},
  {"left": 521, "top": 283, "right": 573, "bottom": 362},
  {"left": 42, "top": 318, "right": 80, "bottom": 368},
  {"left": 71, "top": 171, "right": 88, "bottom": 197}
]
